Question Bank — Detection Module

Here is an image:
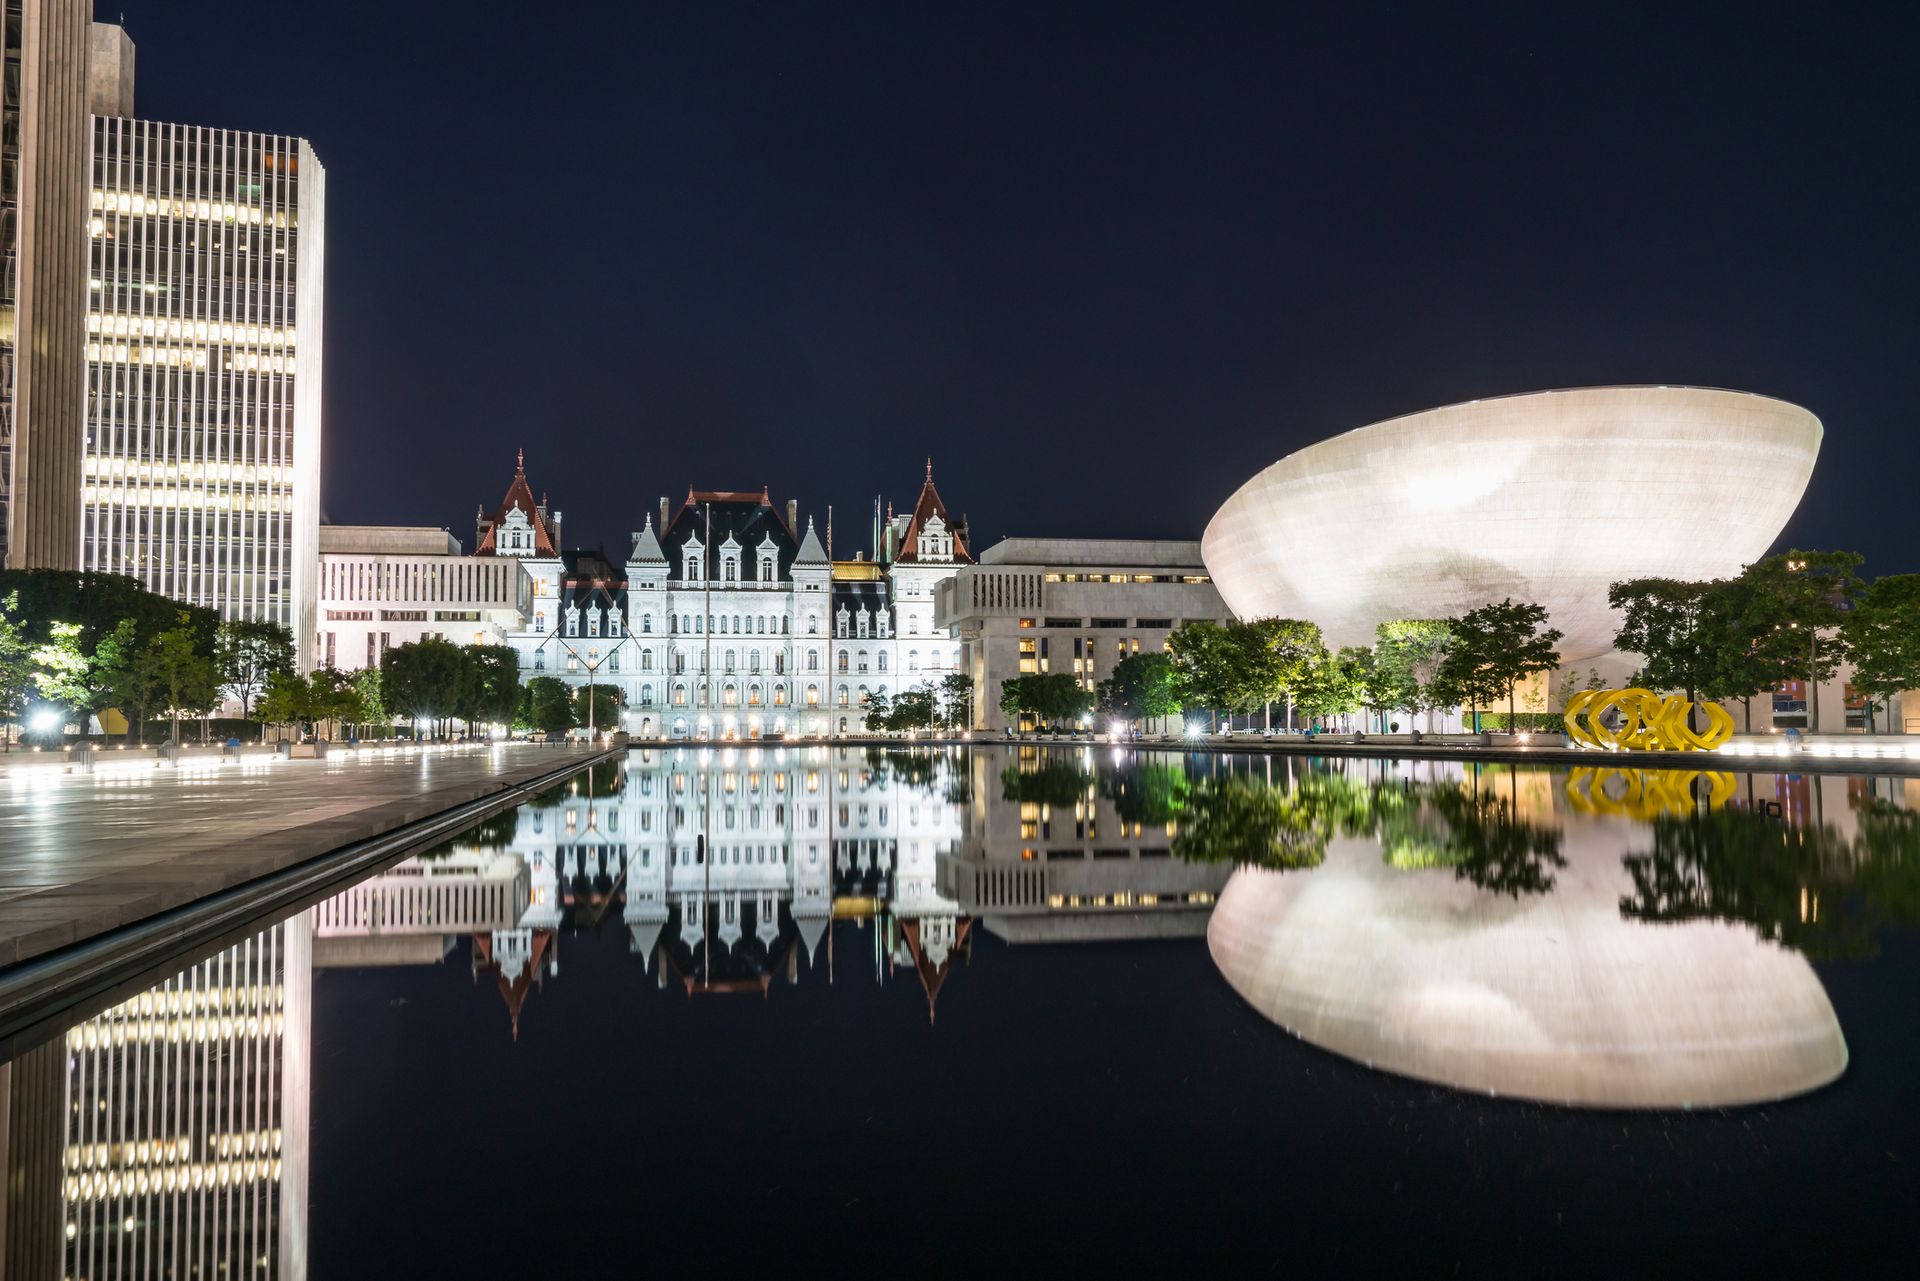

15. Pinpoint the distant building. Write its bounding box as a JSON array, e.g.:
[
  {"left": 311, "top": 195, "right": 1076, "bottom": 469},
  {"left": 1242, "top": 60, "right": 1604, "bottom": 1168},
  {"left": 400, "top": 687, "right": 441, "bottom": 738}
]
[
  {"left": 79, "top": 23, "right": 326, "bottom": 647},
  {"left": 315, "top": 524, "right": 528, "bottom": 672},
  {"left": 0, "top": 0, "right": 93, "bottom": 570},
  {"left": 480, "top": 456, "right": 971, "bottom": 738},
  {"left": 935, "top": 537, "right": 1231, "bottom": 732}
]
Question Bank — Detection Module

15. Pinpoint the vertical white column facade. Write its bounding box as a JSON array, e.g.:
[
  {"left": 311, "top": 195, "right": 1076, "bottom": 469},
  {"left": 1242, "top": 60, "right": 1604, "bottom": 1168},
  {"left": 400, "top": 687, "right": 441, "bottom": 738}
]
[{"left": 81, "top": 119, "right": 325, "bottom": 647}]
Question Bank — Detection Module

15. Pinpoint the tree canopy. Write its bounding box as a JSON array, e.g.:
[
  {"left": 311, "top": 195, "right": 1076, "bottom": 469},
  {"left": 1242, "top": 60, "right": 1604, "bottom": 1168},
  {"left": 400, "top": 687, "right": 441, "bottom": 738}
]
[{"left": 1433, "top": 599, "right": 1562, "bottom": 727}]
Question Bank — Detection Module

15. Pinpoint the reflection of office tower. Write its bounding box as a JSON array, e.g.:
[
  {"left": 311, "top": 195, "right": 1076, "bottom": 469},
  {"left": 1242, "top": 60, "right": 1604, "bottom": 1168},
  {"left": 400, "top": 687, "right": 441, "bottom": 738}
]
[
  {"left": 944, "top": 749, "right": 1229, "bottom": 942},
  {"left": 58, "top": 915, "right": 312, "bottom": 1280},
  {"left": 81, "top": 26, "right": 326, "bottom": 644},
  {"left": 0, "top": 0, "right": 91, "bottom": 570},
  {"left": 311, "top": 850, "right": 531, "bottom": 968}
]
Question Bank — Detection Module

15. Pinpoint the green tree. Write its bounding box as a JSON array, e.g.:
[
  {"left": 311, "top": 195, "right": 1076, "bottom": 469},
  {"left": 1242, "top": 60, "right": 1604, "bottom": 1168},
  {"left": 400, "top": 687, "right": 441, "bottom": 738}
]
[
  {"left": 878, "top": 685, "right": 935, "bottom": 732},
  {"left": 461, "top": 644, "right": 522, "bottom": 729},
  {"left": 1608, "top": 578, "right": 1733, "bottom": 727},
  {"left": 215, "top": 619, "right": 296, "bottom": 733},
  {"left": 381, "top": 637, "right": 470, "bottom": 738},
  {"left": 1371, "top": 620, "right": 1454, "bottom": 732},
  {"left": 136, "top": 612, "right": 219, "bottom": 744},
  {"left": 1166, "top": 621, "right": 1238, "bottom": 729},
  {"left": 864, "top": 689, "right": 894, "bottom": 730},
  {"left": 1433, "top": 600, "right": 1562, "bottom": 730},
  {"left": 85, "top": 619, "right": 142, "bottom": 741},
  {"left": 574, "top": 682, "right": 621, "bottom": 732},
  {"left": 1841, "top": 574, "right": 1920, "bottom": 730},
  {"left": 1734, "top": 549, "right": 1864, "bottom": 732},
  {"left": 349, "top": 667, "right": 388, "bottom": 738},
  {"left": 0, "top": 593, "right": 33, "bottom": 750},
  {"left": 1097, "top": 652, "right": 1181, "bottom": 729},
  {"left": 1295, "top": 645, "right": 1371, "bottom": 730},
  {"left": 29, "top": 621, "right": 92, "bottom": 740},
  {"left": 937, "top": 672, "right": 974, "bottom": 730},
  {"left": 1237, "top": 617, "right": 1323, "bottom": 729},
  {"left": 523, "top": 675, "right": 576, "bottom": 734}
]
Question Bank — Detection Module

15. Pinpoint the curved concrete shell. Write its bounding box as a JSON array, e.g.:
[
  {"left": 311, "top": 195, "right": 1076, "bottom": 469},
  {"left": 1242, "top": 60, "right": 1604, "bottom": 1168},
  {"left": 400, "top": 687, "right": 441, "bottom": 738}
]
[
  {"left": 1202, "top": 387, "right": 1822, "bottom": 660},
  {"left": 1206, "top": 830, "right": 1848, "bottom": 1109}
]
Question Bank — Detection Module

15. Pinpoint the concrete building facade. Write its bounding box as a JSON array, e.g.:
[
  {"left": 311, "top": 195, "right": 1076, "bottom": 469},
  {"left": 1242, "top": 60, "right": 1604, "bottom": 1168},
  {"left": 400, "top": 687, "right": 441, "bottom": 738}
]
[
  {"left": 0, "top": 0, "right": 92, "bottom": 570},
  {"left": 935, "top": 537, "right": 1231, "bottom": 732},
  {"left": 315, "top": 524, "right": 529, "bottom": 672}
]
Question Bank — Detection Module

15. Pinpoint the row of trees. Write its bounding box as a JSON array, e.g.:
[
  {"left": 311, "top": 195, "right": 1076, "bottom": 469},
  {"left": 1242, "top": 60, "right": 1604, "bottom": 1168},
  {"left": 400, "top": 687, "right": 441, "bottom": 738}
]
[
  {"left": 0, "top": 570, "right": 297, "bottom": 746},
  {"left": 868, "top": 674, "right": 974, "bottom": 733},
  {"left": 1609, "top": 550, "right": 1920, "bottom": 731},
  {"left": 1134, "top": 547, "right": 1918, "bottom": 736}
]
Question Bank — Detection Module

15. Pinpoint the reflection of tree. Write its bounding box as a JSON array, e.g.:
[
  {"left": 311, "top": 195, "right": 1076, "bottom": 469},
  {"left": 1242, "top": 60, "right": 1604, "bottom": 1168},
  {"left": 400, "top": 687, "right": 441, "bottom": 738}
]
[
  {"left": 866, "top": 745, "right": 943, "bottom": 793},
  {"left": 1100, "top": 763, "right": 1191, "bottom": 826},
  {"left": 1175, "top": 776, "right": 1329, "bottom": 869},
  {"left": 1000, "top": 758, "right": 1093, "bottom": 807},
  {"left": 1165, "top": 764, "right": 1564, "bottom": 893},
  {"left": 1620, "top": 802, "right": 1920, "bottom": 959},
  {"left": 1173, "top": 771, "right": 1381, "bottom": 871},
  {"left": 1417, "top": 784, "right": 1566, "bottom": 897}
]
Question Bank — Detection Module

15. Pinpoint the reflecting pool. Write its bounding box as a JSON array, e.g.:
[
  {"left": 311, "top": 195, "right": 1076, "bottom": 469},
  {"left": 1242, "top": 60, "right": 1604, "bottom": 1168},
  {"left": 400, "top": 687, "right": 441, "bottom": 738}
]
[{"left": 11, "top": 746, "right": 1920, "bottom": 1277}]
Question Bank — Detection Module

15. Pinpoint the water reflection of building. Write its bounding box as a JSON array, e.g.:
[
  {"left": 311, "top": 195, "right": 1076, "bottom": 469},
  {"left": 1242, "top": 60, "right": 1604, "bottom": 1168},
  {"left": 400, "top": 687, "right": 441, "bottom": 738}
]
[
  {"left": 940, "top": 747, "right": 1230, "bottom": 943},
  {"left": 52, "top": 917, "right": 313, "bottom": 1280}
]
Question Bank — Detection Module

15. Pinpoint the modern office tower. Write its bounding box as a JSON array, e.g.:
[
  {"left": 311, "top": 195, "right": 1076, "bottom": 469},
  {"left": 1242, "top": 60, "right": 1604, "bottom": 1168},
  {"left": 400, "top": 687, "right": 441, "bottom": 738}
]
[
  {"left": 0, "top": 0, "right": 91, "bottom": 569},
  {"left": 59, "top": 917, "right": 313, "bottom": 1281},
  {"left": 80, "top": 27, "right": 326, "bottom": 654}
]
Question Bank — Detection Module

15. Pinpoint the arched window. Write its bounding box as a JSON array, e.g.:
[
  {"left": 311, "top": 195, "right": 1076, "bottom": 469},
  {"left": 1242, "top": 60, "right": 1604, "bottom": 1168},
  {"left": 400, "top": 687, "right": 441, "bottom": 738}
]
[
  {"left": 837, "top": 650, "right": 849, "bottom": 673},
  {"left": 878, "top": 652, "right": 888, "bottom": 672},
  {"left": 609, "top": 652, "right": 620, "bottom": 672},
  {"left": 642, "top": 651, "right": 653, "bottom": 671},
  {"left": 675, "top": 653, "right": 685, "bottom": 674},
  {"left": 806, "top": 683, "right": 820, "bottom": 706},
  {"left": 641, "top": 683, "right": 654, "bottom": 705},
  {"left": 807, "top": 652, "right": 818, "bottom": 672},
  {"left": 908, "top": 650, "right": 919, "bottom": 672}
]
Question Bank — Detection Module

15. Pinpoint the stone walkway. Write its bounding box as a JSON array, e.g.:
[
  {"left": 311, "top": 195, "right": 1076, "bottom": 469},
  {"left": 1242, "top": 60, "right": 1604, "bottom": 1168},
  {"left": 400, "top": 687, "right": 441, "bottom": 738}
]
[{"left": 0, "top": 742, "right": 610, "bottom": 968}]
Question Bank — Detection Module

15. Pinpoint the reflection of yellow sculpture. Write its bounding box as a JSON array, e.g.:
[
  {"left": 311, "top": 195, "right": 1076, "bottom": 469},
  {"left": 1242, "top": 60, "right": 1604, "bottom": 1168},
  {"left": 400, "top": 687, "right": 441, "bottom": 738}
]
[
  {"left": 1563, "top": 687, "right": 1734, "bottom": 752},
  {"left": 1565, "top": 767, "right": 1736, "bottom": 819}
]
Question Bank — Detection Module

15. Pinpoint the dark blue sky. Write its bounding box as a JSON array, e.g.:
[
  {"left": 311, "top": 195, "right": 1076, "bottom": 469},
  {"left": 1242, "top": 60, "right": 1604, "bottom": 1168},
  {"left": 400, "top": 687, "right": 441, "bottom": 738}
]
[{"left": 124, "top": 2, "right": 1917, "bottom": 566}]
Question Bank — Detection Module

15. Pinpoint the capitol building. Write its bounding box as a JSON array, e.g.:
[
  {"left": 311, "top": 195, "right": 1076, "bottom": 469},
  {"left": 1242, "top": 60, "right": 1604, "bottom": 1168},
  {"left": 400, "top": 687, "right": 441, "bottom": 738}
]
[{"left": 478, "top": 458, "right": 970, "bottom": 738}]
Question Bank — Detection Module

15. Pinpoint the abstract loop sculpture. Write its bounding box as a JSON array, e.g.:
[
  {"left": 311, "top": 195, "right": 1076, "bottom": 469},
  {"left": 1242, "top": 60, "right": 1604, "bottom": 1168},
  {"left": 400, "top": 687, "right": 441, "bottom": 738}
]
[
  {"left": 1563, "top": 688, "right": 1734, "bottom": 752},
  {"left": 1564, "top": 766, "right": 1736, "bottom": 818}
]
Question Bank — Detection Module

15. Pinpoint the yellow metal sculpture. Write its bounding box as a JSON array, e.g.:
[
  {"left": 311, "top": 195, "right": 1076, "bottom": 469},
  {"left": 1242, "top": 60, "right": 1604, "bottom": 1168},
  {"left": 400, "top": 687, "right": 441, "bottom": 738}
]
[
  {"left": 1563, "top": 687, "right": 1734, "bottom": 752},
  {"left": 1564, "top": 766, "right": 1736, "bottom": 819}
]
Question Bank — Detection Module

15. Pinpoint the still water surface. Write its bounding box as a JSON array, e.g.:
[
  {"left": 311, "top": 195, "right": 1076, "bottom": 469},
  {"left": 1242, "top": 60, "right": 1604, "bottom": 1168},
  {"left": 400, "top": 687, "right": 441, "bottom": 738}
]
[{"left": 30, "top": 746, "right": 1920, "bottom": 1278}]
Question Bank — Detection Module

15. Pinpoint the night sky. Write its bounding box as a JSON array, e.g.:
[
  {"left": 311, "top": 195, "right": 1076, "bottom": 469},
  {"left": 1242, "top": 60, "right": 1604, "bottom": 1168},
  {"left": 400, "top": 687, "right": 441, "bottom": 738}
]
[{"left": 124, "top": 2, "right": 1918, "bottom": 566}]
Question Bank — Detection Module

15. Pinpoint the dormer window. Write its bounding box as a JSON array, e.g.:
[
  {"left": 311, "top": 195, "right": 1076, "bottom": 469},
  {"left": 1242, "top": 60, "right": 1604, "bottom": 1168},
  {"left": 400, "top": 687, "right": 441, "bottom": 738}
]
[
  {"left": 835, "top": 608, "right": 849, "bottom": 638},
  {"left": 587, "top": 608, "right": 601, "bottom": 637},
  {"left": 856, "top": 610, "right": 870, "bottom": 639},
  {"left": 565, "top": 607, "right": 580, "bottom": 637},
  {"left": 877, "top": 612, "right": 890, "bottom": 638},
  {"left": 720, "top": 535, "right": 742, "bottom": 583},
  {"left": 683, "top": 538, "right": 705, "bottom": 582},
  {"left": 917, "top": 513, "right": 952, "bottom": 561},
  {"left": 758, "top": 534, "right": 779, "bottom": 583},
  {"left": 610, "top": 611, "right": 623, "bottom": 636}
]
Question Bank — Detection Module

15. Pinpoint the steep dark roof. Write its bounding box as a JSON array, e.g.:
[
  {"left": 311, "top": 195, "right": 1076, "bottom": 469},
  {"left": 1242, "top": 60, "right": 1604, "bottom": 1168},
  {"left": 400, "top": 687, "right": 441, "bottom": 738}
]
[
  {"left": 661, "top": 490, "right": 800, "bottom": 584},
  {"left": 892, "top": 461, "right": 971, "bottom": 565}
]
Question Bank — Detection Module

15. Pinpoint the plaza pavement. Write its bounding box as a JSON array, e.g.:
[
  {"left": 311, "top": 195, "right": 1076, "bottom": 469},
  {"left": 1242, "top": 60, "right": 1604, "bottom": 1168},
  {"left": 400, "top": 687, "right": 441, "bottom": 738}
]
[{"left": 0, "top": 741, "right": 612, "bottom": 968}]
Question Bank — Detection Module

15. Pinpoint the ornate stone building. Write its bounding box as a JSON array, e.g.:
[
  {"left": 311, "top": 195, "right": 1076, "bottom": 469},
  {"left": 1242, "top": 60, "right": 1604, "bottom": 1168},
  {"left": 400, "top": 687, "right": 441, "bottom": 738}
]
[{"left": 479, "top": 456, "right": 971, "bottom": 739}]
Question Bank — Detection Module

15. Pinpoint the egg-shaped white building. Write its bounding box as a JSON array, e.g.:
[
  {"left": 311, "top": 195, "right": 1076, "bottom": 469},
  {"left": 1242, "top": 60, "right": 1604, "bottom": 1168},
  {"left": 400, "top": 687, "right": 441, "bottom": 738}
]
[{"left": 1202, "top": 387, "right": 1822, "bottom": 661}]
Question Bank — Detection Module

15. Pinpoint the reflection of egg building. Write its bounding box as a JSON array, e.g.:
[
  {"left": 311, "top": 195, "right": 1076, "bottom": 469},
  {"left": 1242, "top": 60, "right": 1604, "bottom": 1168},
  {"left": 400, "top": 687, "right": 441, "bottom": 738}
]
[
  {"left": 55, "top": 918, "right": 313, "bottom": 1279},
  {"left": 939, "top": 748, "right": 1230, "bottom": 943},
  {"left": 1207, "top": 816, "right": 1849, "bottom": 1108},
  {"left": 1203, "top": 387, "right": 1822, "bottom": 665}
]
